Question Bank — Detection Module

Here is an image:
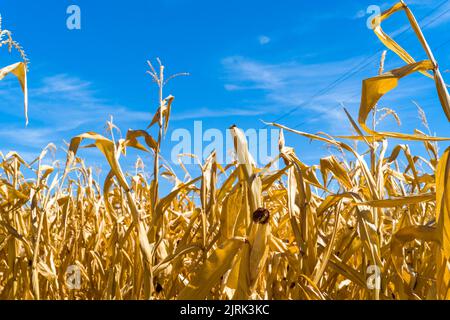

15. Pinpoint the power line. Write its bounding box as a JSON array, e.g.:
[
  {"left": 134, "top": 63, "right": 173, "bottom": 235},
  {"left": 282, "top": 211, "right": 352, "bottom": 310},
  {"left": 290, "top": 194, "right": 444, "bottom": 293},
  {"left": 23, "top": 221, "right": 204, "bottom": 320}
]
[
  {"left": 292, "top": 34, "right": 450, "bottom": 131},
  {"left": 264, "top": 0, "right": 449, "bottom": 129}
]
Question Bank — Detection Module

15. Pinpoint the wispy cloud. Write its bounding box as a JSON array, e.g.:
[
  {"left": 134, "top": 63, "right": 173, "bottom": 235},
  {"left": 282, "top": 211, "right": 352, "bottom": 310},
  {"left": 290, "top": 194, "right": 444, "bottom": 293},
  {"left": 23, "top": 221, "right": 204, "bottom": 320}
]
[
  {"left": 171, "top": 106, "right": 268, "bottom": 121},
  {"left": 221, "top": 55, "right": 369, "bottom": 131},
  {"left": 354, "top": 9, "right": 367, "bottom": 20},
  {"left": 258, "top": 35, "right": 271, "bottom": 45},
  {"left": 0, "top": 73, "right": 149, "bottom": 155},
  {"left": 170, "top": 54, "right": 363, "bottom": 129},
  {"left": 222, "top": 56, "right": 286, "bottom": 90},
  {"left": 33, "top": 74, "right": 96, "bottom": 102}
]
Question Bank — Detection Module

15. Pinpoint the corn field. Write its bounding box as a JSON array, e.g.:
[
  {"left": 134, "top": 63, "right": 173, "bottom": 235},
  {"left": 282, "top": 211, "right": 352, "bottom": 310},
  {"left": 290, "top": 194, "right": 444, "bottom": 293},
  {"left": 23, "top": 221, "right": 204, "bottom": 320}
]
[{"left": 1, "top": 2, "right": 450, "bottom": 300}]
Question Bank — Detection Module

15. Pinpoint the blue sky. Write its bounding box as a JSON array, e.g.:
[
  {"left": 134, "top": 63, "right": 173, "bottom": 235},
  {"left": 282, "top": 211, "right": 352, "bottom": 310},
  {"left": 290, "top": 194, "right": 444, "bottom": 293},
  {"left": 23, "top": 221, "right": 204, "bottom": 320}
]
[{"left": 0, "top": 0, "right": 449, "bottom": 182}]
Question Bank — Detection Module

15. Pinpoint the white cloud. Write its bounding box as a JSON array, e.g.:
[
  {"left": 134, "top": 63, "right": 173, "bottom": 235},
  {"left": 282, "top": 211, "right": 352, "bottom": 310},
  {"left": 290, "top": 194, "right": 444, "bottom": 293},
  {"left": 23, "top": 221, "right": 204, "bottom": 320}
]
[
  {"left": 258, "top": 35, "right": 271, "bottom": 45},
  {"left": 222, "top": 56, "right": 287, "bottom": 90},
  {"left": 354, "top": 9, "right": 366, "bottom": 19}
]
